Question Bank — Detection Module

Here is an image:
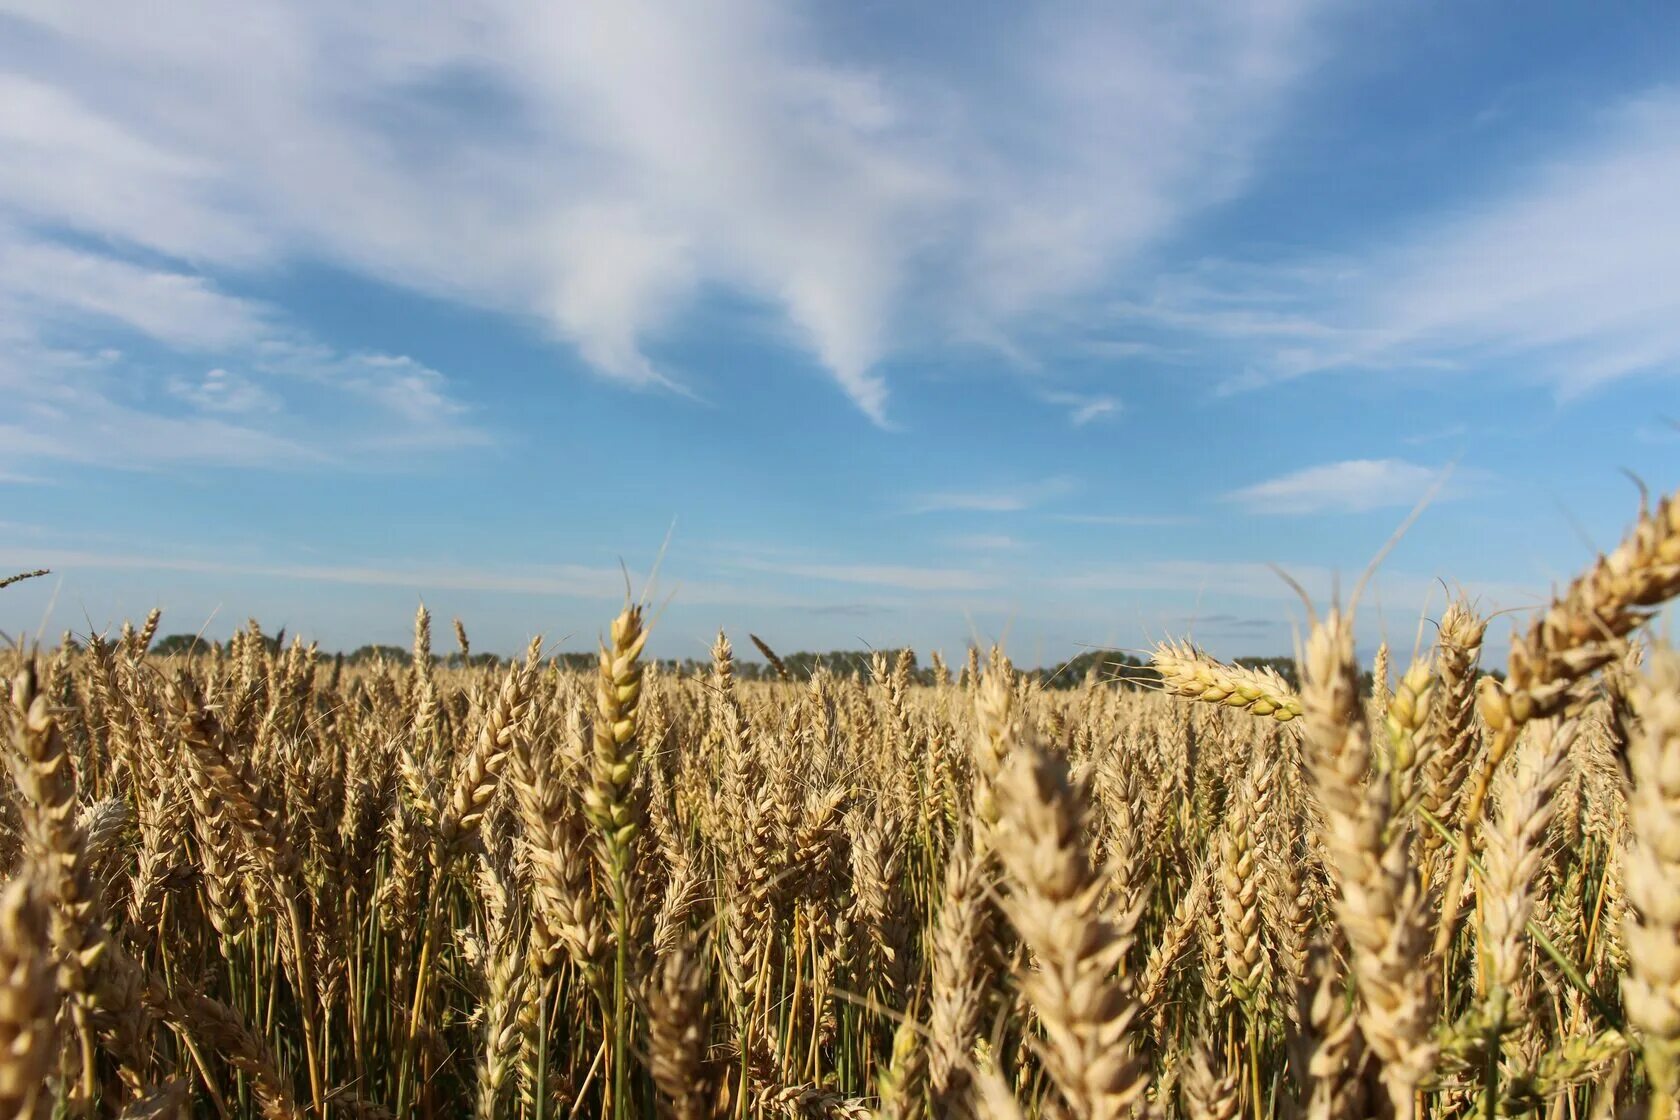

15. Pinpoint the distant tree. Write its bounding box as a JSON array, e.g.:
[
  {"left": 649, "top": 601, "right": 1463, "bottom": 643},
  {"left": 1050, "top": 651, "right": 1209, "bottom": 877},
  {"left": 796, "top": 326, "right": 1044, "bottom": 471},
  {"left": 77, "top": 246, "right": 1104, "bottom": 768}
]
[
  {"left": 552, "top": 652, "right": 597, "bottom": 672},
  {"left": 1035, "top": 649, "right": 1156, "bottom": 690},
  {"left": 152, "top": 633, "right": 208, "bottom": 657},
  {"left": 346, "top": 644, "right": 412, "bottom": 665},
  {"left": 341, "top": 639, "right": 1309, "bottom": 694},
  {"left": 769, "top": 648, "right": 921, "bottom": 683},
  {"left": 1234, "top": 656, "right": 1299, "bottom": 691},
  {"left": 442, "top": 652, "right": 505, "bottom": 669}
]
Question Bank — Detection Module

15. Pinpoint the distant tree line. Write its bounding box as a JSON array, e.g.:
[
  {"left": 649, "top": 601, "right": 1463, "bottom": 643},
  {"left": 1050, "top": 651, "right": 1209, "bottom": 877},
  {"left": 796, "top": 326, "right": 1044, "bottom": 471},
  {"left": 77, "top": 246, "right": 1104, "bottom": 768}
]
[
  {"left": 141, "top": 636, "right": 1249, "bottom": 691},
  {"left": 145, "top": 633, "right": 1498, "bottom": 695}
]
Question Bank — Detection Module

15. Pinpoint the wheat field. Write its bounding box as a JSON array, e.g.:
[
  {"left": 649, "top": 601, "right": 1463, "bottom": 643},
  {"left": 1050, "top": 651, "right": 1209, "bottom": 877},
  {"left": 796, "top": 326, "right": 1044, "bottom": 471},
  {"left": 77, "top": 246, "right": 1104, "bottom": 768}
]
[{"left": 0, "top": 483, "right": 1677, "bottom": 1119}]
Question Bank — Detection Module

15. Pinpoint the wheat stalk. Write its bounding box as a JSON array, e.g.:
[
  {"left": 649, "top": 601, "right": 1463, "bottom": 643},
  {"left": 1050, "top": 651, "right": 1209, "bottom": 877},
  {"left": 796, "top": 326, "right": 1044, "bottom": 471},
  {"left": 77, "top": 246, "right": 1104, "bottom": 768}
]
[{"left": 1622, "top": 647, "right": 1680, "bottom": 1117}]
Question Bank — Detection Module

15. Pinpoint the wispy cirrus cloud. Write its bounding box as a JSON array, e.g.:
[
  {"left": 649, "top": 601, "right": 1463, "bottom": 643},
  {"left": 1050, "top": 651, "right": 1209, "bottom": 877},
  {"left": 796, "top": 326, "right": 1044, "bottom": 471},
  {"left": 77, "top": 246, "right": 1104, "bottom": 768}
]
[
  {"left": 0, "top": 545, "right": 927, "bottom": 612},
  {"left": 1051, "top": 512, "right": 1199, "bottom": 527},
  {"left": 908, "top": 476, "right": 1077, "bottom": 515},
  {"left": 0, "top": 226, "right": 486, "bottom": 471},
  {"left": 798, "top": 603, "right": 894, "bottom": 618},
  {"left": 0, "top": 357, "right": 329, "bottom": 470},
  {"left": 0, "top": 231, "right": 271, "bottom": 349},
  {"left": 0, "top": 333, "right": 488, "bottom": 472},
  {"left": 0, "top": 0, "right": 1334, "bottom": 423},
  {"left": 166, "top": 368, "right": 282, "bottom": 414},
  {"left": 1045, "top": 391, "right": 1121, "bottom": 426},
  {"left": 728, "top": 557, "right": 999, "bottom": 592},
  {"left": 944, "top": 533, "right": 1028, "bottom": 552},
  {"left": 1361, "top": 90, "right": 1680, "bottom": 392},
  {"left": 1053, "top": 558, "right": 1539, "bottom": 614},
  {"left": 1107, "top": 88, "right": 1680, "bottom": 397},
  {"left": 0, "top": 547, "right": 632, "bottom": 597},
  {"left": 1221, "top": 459, "right": 1460, "bottom": 515},
  {"left": 1170, "top": 612, "right": 1282, "bottom": 634}
]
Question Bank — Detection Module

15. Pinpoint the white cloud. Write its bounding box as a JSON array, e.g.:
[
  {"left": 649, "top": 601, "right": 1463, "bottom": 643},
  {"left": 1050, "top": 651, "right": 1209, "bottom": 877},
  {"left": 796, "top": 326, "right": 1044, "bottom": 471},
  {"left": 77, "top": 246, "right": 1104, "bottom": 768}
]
[
  {"left": 167, "top": 368, "right": 280, "bottom": 414},
  {"left": 0, "top": 220, "right": 485, "bottom": 471},
  {"left": 0, "top": 230, "right": 269, "bottom": 349},
  {"left": 0, "top": 381, "right": 325, "bottom": 469},
  {"left": 0, "top": 72, "right": 271, "bottom": 264},
  {"left": 543, "top": 203, "right": 695, "bottom": 393},
  {"left": 1090, "top": 258, "right": 1399, "bottom": 395},
  {"left": 945, "top": 533, "right": 1027, "bottom": 552},
  {"left": 729, "top": 556, "right": 999, "bottom": 592},
  {"left": 1111, "top": 294, "right": 1348, "bottom": 344},
  {"left": 1222, "top": 459, "right": 1451, "bottom": 515},
  {"left": 1054, "top": 558, "right": 1539, "bottom": 615},
  {"left": 0, "top": 547, "right": 633, "bottom": 597},
  {"left": 1401, "top": 423, "right": 1471, "bottom": 447},
  {"left": 1051, "top": 513, "right": 1198, "bottom": 527},
  {"left": 954, "top": 3, "right": 1328, "bottom": 321},
  {"left": 0, "top": 0, "right": 1333, "bottom": 422},
  {"left": 1045, "top": 391, "right": 1120, "bottom": 426},
  {"left": 1361, "top": 90, "right": 1680, "bottom": 391},
  {"left": 254, "top": 346, "right": 487, "bottom": 451},
  {"left": 1123, "top": 89, "right": 1680, "bottom": 395},
  {"left": 908, "top": 476, "right": 1079, "bottom": 514},
  {"left": 0, "top": 545, "right": 991, "bottom": 616},
  {"left": 0, "top": 330, "right": 486, "bottom": 471}
]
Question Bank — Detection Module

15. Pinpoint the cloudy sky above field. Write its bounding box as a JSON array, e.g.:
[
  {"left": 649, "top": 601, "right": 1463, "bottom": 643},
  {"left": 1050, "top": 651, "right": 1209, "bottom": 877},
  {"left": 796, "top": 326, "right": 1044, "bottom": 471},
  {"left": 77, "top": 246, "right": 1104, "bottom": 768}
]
[{"left": 1, "top": 1, "right": 1678, "bottom": 664}]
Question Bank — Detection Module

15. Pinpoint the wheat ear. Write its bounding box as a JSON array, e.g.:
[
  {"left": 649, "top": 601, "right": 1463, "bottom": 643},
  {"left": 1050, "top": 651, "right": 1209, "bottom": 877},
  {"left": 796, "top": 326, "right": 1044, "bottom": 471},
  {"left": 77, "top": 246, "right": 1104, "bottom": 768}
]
[
  {"left": 1420, "top": 601, "right": 1487, "bottom": 866},
  {"left": 1300, "top": 610, "right": 1435, "bottom": 1118},
  {"left": 648, "top": 930, "right": 713, "bottom": 1120},
  {"left": 0, "top": 876, "right": 54, "bottom": 1120},
  {"left": 927, "top": 827, "right": 990, "bottom": 1113},
  {"left": 991, "top": 699, "right": 1148, "bottom": 1119},
  {"left": 1152, "top": 640, "right": 1303, "bottom": 723},
  {"left": 587, "top": 603, "right": 648, "bottom": 1120}
]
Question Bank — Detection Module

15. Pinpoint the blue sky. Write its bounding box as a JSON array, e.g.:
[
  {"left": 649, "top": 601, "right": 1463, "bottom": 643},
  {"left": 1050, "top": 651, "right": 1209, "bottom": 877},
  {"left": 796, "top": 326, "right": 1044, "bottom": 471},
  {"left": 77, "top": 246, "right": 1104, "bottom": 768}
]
[{"left": 1, "top": 1, "right": 1678, "bottom": 666}]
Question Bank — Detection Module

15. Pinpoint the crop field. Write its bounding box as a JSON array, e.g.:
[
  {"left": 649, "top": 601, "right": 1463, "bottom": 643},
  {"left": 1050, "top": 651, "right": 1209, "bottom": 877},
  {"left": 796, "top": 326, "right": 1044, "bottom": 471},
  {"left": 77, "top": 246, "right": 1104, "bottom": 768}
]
[
  {"left": 0, "top": 483, "right": 1678, "bottom": 1120},
  {"left": 4, "top": 3, "right": 1676, "bottom": 1118}
]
